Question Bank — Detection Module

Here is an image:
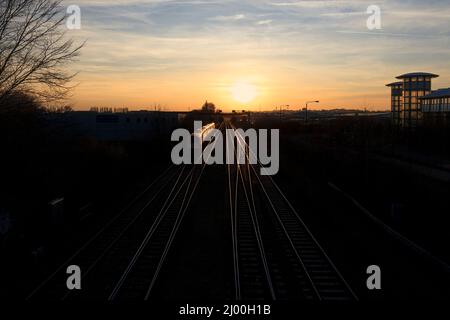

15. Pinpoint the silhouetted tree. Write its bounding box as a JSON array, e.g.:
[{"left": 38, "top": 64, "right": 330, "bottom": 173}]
[
  {"left": 201, "top": 100, "right": 216, "bottom": 113},
  {"left": 0, "top": 0, "right": 83, "bottom": 105}
]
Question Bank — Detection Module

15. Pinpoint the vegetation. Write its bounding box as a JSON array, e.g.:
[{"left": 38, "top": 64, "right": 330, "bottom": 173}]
[{"left": 0, "top": 0, "right": 82, "bottom": 104}]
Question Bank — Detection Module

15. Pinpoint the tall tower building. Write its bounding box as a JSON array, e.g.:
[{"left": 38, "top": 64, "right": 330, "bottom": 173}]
[
  {"left": 395, "top": 72, "right": 439, "bottom": 128},
  {"left": 386, "top": 81, "right": 403, "bottom": 127}
]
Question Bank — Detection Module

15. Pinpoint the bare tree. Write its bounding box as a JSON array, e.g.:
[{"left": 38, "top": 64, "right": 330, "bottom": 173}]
[{"left": 0, "top": 0, "right": 83, "bottom": 105}]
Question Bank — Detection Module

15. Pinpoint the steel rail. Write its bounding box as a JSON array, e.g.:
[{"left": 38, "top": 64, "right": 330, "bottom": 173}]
[{"left": 26, "top": 165, "right": 175, "bottom": 300}]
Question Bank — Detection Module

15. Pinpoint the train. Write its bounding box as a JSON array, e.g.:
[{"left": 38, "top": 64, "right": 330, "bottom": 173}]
[{"left": 193, "top": 122, "right": 216, "bottom": 143}]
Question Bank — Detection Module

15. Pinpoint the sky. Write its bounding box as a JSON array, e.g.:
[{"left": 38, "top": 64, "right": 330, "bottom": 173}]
[{"left": 65, "top": 0, "right": 450, "bottom": 111}]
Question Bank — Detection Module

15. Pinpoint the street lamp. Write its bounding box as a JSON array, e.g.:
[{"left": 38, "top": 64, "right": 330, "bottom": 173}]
[{"left": 305, "top": 100, "right": 319, "bottom": 123}]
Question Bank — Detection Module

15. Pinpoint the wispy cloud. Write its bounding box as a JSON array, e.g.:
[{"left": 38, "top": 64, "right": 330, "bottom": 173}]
[
  {"left": 64, "top": 0, "right": 450, "bottom": 110},
  {"left": 256, "top": 19, "right": 273, "bottom": 25},
  {"left": 209, "top": 14, "right": 246, "bottom": 21}
]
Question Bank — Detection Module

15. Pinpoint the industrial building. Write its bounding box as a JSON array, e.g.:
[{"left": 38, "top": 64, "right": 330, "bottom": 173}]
[
  {"left": 46, "top": 110, "right": 180, "bottom": 141},
  {"left": 387, "top": 72, "right": 450, "bottom": 128}
]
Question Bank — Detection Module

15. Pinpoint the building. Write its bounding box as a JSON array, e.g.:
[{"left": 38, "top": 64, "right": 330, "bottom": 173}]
[
  {"left": 420, "top": 88, "right": 450, "bottom": 125},
  {"left": 46, "top": 110, "right": 180, "bottom": 141},
  {"left": 386, "top": 81, "right": 403, "bottom": 127},
  {"left": 387, "top": 72, "right": 440, "bottom": 128}
]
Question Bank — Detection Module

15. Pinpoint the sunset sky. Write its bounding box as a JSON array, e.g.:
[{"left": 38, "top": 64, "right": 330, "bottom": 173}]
[{"left": 68, "top": 0, "right": 450, "bottom": 111}]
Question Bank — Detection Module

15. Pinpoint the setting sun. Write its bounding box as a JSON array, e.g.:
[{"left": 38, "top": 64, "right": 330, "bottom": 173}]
[{"left": 231, "top": 81, "right": 258, "bottom": 104}]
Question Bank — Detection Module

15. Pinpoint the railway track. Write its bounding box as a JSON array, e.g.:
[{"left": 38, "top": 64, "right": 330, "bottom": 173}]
[
  {"left": 28, "top": 120, "right": 356, "bottom": 301},
  {"left": 27, "top": 122, "right": 224, "bottom": 300},
  {"left": 108, "top": 165, "right": 202, "bottom": 300},
  {"left": 227, "top": 122, "right": 358, "bottom": 301},
  {"left": 26, "top": 165, "right": 183, "bottom": 300},
  {"left": 228, "top": 160, "right": 276, "bottom": 300},
  {"left": 108, "top": 122, "right": 224, "bottom": 300}
]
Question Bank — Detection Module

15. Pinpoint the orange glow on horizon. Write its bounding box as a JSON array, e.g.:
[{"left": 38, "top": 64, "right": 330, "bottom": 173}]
[{"left": 69, "top": 59, "right": 396, "bottom": 112}]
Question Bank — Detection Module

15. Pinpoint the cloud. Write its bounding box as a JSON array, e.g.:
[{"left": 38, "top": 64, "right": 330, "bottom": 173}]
[
  {"left": 256, "top": 19, "right": 273, "bottom": 25},
  {"left": 209, "top": 14, "right": 246, "bottom": 21},
  {"left": 62, "top": 0, "right": 450, "bottom": 110}
]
